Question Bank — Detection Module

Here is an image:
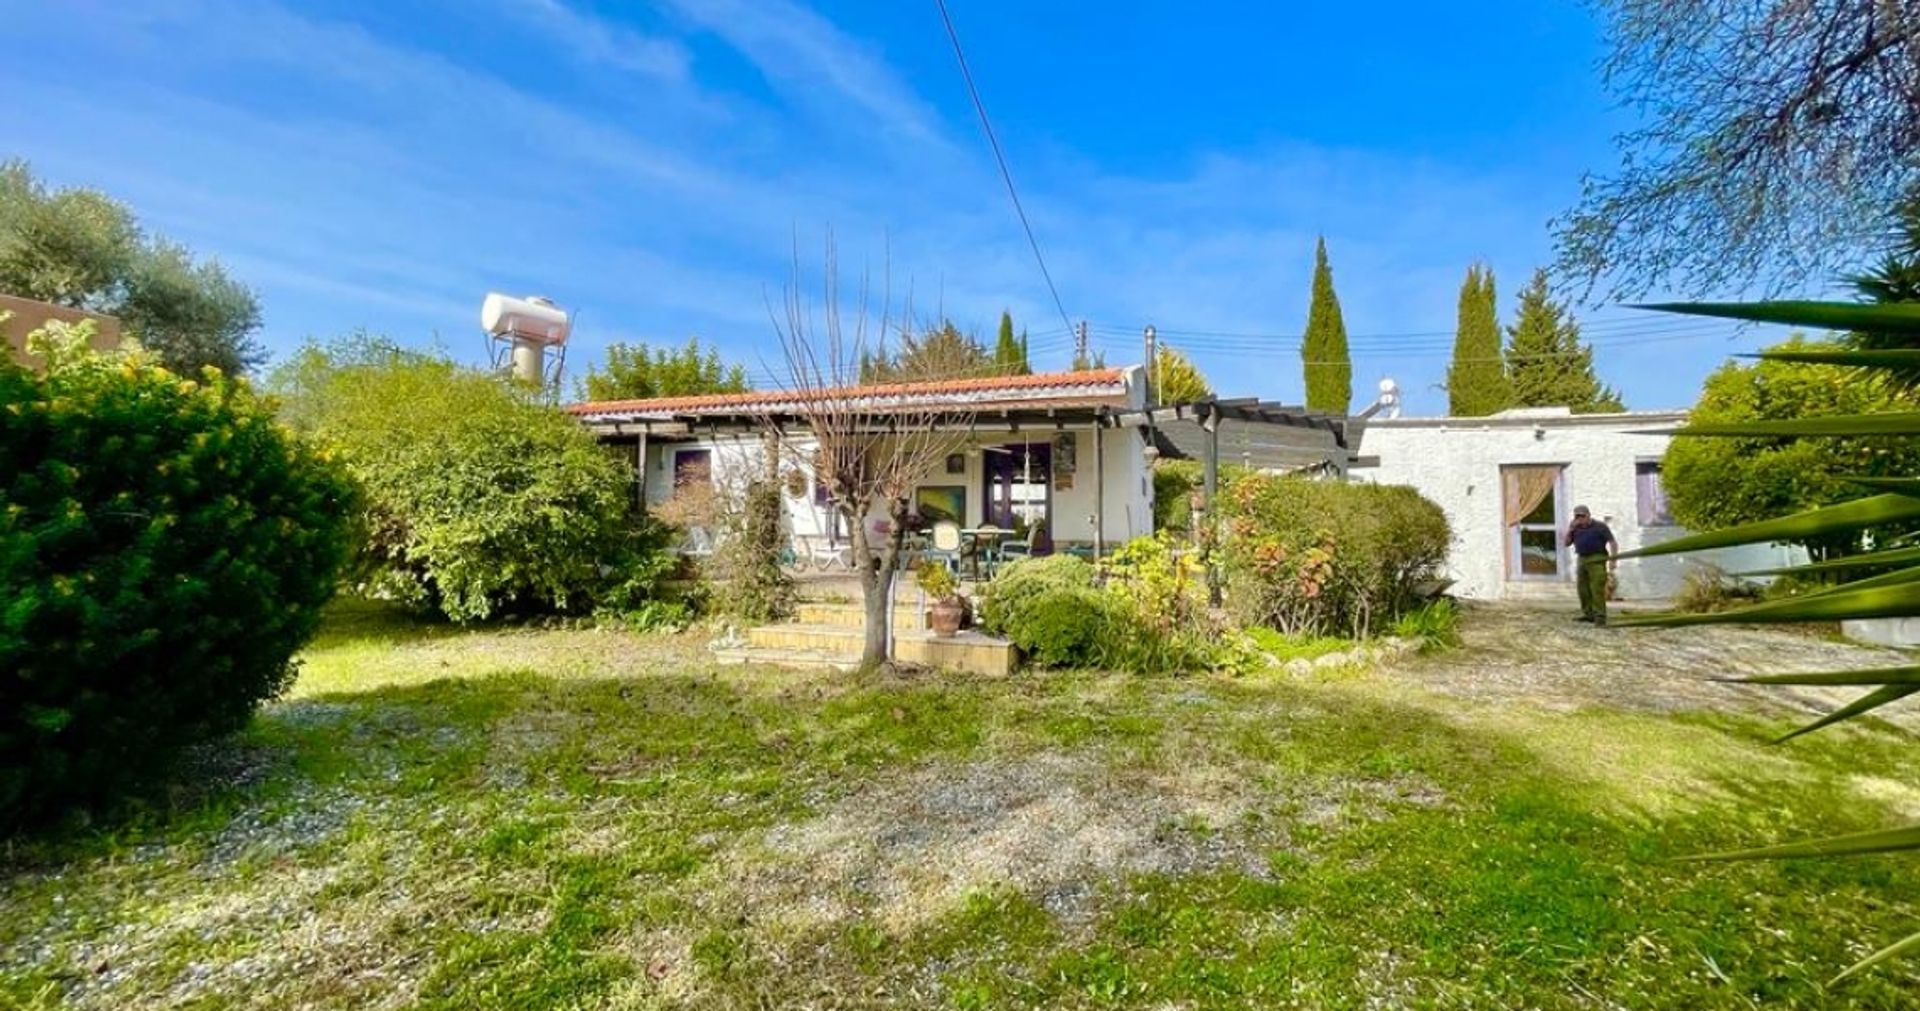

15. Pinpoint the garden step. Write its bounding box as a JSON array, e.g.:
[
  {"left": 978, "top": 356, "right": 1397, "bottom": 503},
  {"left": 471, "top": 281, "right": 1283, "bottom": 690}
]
[
  {"left": 794, "top": 601, "right": 929, "bottom": 630},
  {"left": 727, "top": 625, "right": 1017, "bottom": 677},
  {"left": 746, "top": 622, "right": 867, "bottom": 652},
  {"left": 713, "top": 646, "right": 860, "bottom": 672}
]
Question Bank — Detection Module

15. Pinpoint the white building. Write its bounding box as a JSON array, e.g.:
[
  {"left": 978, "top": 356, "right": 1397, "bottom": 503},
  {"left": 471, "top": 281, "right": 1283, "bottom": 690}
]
[
  {"left": 568, "top": 366, "right": 1357, "bottom": 565},
  {"left": 1353, "top": 406, "right": 1801, "bottom": 602}
]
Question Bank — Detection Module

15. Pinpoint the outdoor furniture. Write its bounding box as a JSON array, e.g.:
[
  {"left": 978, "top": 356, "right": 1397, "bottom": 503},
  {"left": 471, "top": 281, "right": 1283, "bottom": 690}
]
[
  {"left": 962, "top": 525, "right": 1008, "bottom": 578},
  {"left": 924, "top": 521, "right": 965, "bottom": 574},
  {"left": 998, "top": 524, "right": 1043, "bottom": 564},
  {"left": 793, "top": 534, "right": 851, "bottom": 571}
]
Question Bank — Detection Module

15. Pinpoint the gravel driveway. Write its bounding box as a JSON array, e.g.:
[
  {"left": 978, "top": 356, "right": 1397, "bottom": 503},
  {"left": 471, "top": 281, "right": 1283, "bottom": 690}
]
[{"left": 1396, "top": 602, "right": 1920, "bottom": 728}]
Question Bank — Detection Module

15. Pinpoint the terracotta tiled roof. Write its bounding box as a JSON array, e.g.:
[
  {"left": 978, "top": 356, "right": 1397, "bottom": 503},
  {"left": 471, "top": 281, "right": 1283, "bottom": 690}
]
[{"left": 567, "top": 367, "right": 1129, "bottom": 418}]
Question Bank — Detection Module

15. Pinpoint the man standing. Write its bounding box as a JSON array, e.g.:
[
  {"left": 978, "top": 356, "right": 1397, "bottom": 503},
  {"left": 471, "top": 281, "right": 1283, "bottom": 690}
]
[{"left": 1564, "top": 505, "right": 1618, "bottom": 625}]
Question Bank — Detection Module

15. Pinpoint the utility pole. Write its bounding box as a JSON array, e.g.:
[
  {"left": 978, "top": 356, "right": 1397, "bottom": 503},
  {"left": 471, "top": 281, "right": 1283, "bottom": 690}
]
[
  {"left": 1074, "top": 320, "right": 1089, "bottom": 369},
  {"left": 1144, "top": 324, "right": 1158, "bottom": 406}
]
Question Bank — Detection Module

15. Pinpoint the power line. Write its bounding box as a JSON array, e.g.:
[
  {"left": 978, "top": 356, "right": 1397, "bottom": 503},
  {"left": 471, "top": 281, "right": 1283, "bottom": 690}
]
[{"left": 933, "top": 0, "right": 1075, "bottom": 337}]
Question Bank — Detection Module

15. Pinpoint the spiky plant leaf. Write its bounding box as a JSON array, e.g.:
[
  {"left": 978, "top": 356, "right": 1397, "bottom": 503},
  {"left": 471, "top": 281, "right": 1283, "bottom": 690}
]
[
  {"left": 1733, "top": 545, "right": 1920, "bottom": 577},
  {"left": 1833, "top": 930, "right": 1920, "bottom": 985},
  {"left": 1615, "top": 579, "right": 1920, "bottom": 628},
  {"left": 1772, "top": 684, "right": 1920, "bottom": 742},
  {"left": 1847, "top": 477, "right": 1920, "bottom": 495},
  {"left": 1617, "top": 494, "right": 1920, "bottom": 559},
  {"left": 1721, "top": 665, "right": 1920, "bottom": 687},
  {"left": 1681, "top": 823, "right": 1920, "bottom": 862},
  {"left": 1747, "top": 348, "right": 1920, "bottom": 370},
  {"left": 1635, "top": 301, "right": 1920, "bottom": 335},
  {"left": 1670, "top": 413, "right": 1920, "bottom": 438}
]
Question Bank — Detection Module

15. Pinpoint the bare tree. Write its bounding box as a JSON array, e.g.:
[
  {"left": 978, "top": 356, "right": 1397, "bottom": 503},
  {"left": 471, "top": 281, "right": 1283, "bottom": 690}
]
[
  {"left": 1557, "top": 1, "right": 1919, "bottom": 298},
  {"left": 760, "top": 241, "right": 976, "bottom": 669}
]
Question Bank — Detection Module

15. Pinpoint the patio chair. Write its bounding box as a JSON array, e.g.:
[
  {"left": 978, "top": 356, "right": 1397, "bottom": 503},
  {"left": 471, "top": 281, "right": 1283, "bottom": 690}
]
[
  {"left": 998, "top": 524, "right": 1043, "bottom": 564},
  {"left": 924, "top": 521, "right": 964, "bottom": 574}
]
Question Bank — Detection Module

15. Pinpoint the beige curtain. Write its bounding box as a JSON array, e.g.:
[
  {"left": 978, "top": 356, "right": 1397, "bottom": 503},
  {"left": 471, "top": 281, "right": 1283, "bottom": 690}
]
[{"left": 1502, "top": 467, "right": 1559, "bottom": 527}]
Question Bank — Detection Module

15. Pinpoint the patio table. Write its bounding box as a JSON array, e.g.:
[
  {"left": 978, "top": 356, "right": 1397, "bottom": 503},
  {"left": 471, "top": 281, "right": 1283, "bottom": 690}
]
[{"left": 960, "top": 527, "right": 1008, "bottom": 578}]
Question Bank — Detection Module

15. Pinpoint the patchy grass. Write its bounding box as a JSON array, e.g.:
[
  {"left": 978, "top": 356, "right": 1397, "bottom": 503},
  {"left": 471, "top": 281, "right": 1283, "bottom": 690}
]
[{"left": 4, "top": 600, "right": 1919, "bottom": 1009}]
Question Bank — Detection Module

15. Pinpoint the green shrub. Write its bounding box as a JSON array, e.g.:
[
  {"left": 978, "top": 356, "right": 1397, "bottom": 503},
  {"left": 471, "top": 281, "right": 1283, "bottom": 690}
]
[
  {"left": 710, "top": 477, "right": 794, "bottom": 623},
  {"left": 978, "top": 554, "right": 1096, "bottom": 636},
  {"left": 1, "top": 326, "right": 354, "bottom": 821},
  {"left": 1152, "top": 460, "right": 1202, "bottom": 533},
  {"left": 272, "top": 336, "right": 670, "bottom": 622},
  {"left": 1221, "top": 475, "right": 1450, "bottom": 638},
  {"left": 1389, "top": 599, "right": 1463, "bottom": 652},
  {"left": 1007, "top": 587, "right": 1115, "bottom": 668}
]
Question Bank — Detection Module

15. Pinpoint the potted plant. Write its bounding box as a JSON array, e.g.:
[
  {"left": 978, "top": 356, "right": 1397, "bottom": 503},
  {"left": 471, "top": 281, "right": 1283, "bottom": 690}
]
[{"left": 918, "top": 561, "right": 966, "bottom": 637}]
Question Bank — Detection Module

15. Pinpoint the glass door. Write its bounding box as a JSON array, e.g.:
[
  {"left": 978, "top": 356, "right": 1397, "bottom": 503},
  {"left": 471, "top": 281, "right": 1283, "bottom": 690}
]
[
  {"left": 1503, "top": 465, "right": 1566, "bottom": 581},
  {"left": 983, "top": 441, "right": 1052, "bottom": 550}
]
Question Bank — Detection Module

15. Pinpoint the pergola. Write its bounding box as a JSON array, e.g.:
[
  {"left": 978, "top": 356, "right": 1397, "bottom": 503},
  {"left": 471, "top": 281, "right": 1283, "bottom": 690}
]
[{"left": 577, "top": 395, "right": 1355, "bottom": 562}]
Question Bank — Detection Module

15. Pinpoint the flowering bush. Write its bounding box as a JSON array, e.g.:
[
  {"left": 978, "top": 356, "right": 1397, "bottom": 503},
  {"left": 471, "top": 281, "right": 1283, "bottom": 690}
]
[
  {"left": 1220, "top": 474, "right": 1449, "bottom": 637},
  {"left": 1, "top": 323, "right": 354, "bottom": 821}
]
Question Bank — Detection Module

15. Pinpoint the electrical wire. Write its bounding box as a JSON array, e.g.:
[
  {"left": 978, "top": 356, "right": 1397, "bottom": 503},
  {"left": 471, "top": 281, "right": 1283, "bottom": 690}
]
[{"left": 933, "top": 0, "right": 1075, "bottom": 337}]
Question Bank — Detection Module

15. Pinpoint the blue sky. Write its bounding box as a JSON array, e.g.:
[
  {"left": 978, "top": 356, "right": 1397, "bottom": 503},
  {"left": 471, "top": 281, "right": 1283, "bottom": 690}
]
[{"left": 1, "top": 0, "right": 1794, "bottom": 413}]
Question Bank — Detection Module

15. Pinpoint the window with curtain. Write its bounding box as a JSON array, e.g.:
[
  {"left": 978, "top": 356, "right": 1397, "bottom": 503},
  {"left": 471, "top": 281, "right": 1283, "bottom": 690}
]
[{"left": 1636, "top": 460, "right": 1674, "bottom": 526}]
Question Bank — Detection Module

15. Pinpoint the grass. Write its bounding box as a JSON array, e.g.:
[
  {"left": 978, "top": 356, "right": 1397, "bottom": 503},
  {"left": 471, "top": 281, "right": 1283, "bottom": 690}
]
[{"left": 4, "top": 598, "right": 1920, "bottom": 1008}]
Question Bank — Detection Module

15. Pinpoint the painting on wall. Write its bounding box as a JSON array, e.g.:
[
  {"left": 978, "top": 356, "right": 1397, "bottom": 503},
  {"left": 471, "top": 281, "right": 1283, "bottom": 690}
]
[
  {"left": 1052, "top": 433, "right": 1077, "bottom": 476},
  {"left": 945, "top": 452, "right": 966, "bottom": 475},
  {"left": 915, "top": 485, "right": 967, "bottom": 526}
]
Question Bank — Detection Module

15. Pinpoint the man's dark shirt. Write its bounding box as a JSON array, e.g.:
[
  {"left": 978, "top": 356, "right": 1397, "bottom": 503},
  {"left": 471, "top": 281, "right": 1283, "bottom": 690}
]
[{"left": 1567, "top": 521, "right": 1614, "bottom": 557}]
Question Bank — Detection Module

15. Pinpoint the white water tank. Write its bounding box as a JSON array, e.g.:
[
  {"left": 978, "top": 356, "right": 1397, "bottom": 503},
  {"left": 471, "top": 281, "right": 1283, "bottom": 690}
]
[{"left": 481, "top": 293, "right": 571, "bottom": 346}]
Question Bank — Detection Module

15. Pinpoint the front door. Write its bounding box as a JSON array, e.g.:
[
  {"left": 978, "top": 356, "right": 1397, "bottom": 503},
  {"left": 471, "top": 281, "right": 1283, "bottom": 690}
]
[
  {"left": 983, "top": 442, "right": 1051, "bottom": 550},
  {"left": 1503, "top": 464, "right": 1567, "bottom": 581}
]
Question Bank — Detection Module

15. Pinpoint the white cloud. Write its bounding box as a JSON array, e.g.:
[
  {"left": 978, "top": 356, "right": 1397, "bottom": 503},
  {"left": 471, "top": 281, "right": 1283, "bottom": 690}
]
[
  {"left": 660, "top": 0, "right": 946, "bottom": 145},
  {"left": 499, "top": 0, "right": 691, "bottom": 81}
]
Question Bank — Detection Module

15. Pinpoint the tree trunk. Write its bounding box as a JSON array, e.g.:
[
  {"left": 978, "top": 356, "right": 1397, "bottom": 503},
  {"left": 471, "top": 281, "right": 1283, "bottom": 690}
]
[{"left": 843, "top": 501, "right": 890, "bottom": 670}]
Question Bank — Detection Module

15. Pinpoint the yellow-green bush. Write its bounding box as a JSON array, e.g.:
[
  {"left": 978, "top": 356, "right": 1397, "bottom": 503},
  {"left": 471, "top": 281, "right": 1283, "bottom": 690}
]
[{"left": 0, "top": 328, "right": 353, "bottom": 822}]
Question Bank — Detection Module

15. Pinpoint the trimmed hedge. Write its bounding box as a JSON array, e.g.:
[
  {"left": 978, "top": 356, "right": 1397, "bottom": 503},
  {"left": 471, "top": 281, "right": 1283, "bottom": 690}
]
[
  {"left": 1, "top": 341, "right": 354, "bottom": 821},
  {"left": 1220, "top": 474, "right": 1449, "bottom": 638}
]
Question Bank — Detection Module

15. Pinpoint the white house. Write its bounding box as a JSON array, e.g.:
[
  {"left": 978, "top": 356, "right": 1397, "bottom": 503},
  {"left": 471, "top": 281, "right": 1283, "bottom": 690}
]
[
  {"left": 567, "top": 366, "right": 1357, "bottom": 565},
  {"left": 1352, "top": 406, "right": 1801, "bottom": 602}
]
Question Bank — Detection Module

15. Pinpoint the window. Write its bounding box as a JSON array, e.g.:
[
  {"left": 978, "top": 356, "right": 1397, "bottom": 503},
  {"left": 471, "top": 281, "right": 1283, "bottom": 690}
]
[
  {"left": 1636, "top": 460, "right": 1674, "bottom": 526},
  {"left": 671, "top": 449, "right": 712, "bottom": 494}
]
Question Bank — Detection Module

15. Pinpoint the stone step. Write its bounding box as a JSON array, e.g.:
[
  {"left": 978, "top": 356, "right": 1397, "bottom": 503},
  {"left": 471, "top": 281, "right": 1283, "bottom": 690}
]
[
  {"left": 794, "top": 601, "right": 929, "bottom": 630},
  {"left": 713, "top": 646, "right": 860, "bottom": 672},
  {"left": 746, "top": 622, "right": 878, "bottom": 653}
]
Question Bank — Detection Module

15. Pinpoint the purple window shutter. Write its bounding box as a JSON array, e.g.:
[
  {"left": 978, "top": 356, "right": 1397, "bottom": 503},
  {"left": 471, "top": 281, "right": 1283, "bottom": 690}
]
[{"left": 1636, "top": 464, "right": 1672, "bottom": 526}]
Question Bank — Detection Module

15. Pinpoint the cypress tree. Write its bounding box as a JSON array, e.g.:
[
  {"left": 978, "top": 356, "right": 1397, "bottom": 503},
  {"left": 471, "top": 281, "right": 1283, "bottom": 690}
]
[
  {"left": 1018, "top": 329, "right": 1030, "bottom": 373},
  {"left": 1445, "top": 265, "right": 1512, "bottom": 416},
  {"left": 1300, "top": 237, "right": 1352, "bottom": 413},
  {"left": 993, "top": 311, "right": 1029, "bottom": 375},
  {"left": 1506, "top": 268, "right": 1623, "bottom": 412}
]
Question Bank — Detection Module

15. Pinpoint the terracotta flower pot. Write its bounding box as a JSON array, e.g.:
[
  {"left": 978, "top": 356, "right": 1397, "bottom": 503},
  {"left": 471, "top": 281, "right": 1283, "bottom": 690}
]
[{"left": 928, "top": 597, "right": 965, "bottom": 637}]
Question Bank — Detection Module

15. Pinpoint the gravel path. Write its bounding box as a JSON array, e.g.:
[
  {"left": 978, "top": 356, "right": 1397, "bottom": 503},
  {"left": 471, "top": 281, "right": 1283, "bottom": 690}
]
[{"left": 1396, "top": 602, "right": 1920, "bottom": 727}]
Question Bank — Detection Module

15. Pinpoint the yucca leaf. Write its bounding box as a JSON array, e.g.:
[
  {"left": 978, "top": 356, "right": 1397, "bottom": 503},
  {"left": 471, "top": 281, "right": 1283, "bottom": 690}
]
[
  {"left": 1668, "top": 413, "right": 1920, "bottom": 438},
  {"left": 1831, "top": 928, "right": 1920, "bottom": 985},
  {"left": 1772, "top": 684, "right": 1920, "bottom": 743},
  {"left": 1846, "top": 477, "right": 1920, "bottom": 495},
  {"left": 1635, "top": 300, "right": 1920, "bottom": 335},
  {"left": 1719, "top": 665, "right": 1920, "bottom": 687},
  {"left": 1745, "top": 349, "right": 1920, "bottom": 370},
  {"left": 1733, "top": 545, "right": 1920, "bottom": 577},
  {"left": 1681, "top": 822, "right": 1920, "bottom": 862},
  {"left": 1613, "top": 579, "right": 1920, "bottom": 628},
  {"left": 1787, "top": 564, "right": 1920, "bottom": 600},
  {"left": 1617, "top": 495, "right": 1920, "bottom": 559}
]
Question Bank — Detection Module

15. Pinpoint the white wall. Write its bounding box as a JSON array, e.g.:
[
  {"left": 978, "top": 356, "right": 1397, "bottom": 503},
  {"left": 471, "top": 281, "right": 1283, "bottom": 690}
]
[
  {"left": 1356, "top": 413, "right": 1803, "bottom": 602},
  {"left": 639, "top": 425, "right": 1151, "bottom": 551}
]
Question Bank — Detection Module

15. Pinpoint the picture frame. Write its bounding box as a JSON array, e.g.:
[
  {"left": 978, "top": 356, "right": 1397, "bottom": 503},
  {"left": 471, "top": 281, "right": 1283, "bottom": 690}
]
[{"left": 945, "top": 452, "right": 966, "bottom": 475}]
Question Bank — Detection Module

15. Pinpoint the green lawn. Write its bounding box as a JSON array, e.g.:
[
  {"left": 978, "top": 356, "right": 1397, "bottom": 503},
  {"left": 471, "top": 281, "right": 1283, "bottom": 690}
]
[{"left": 4, "top": 599, "right": 1919, "bottom": 1009}]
